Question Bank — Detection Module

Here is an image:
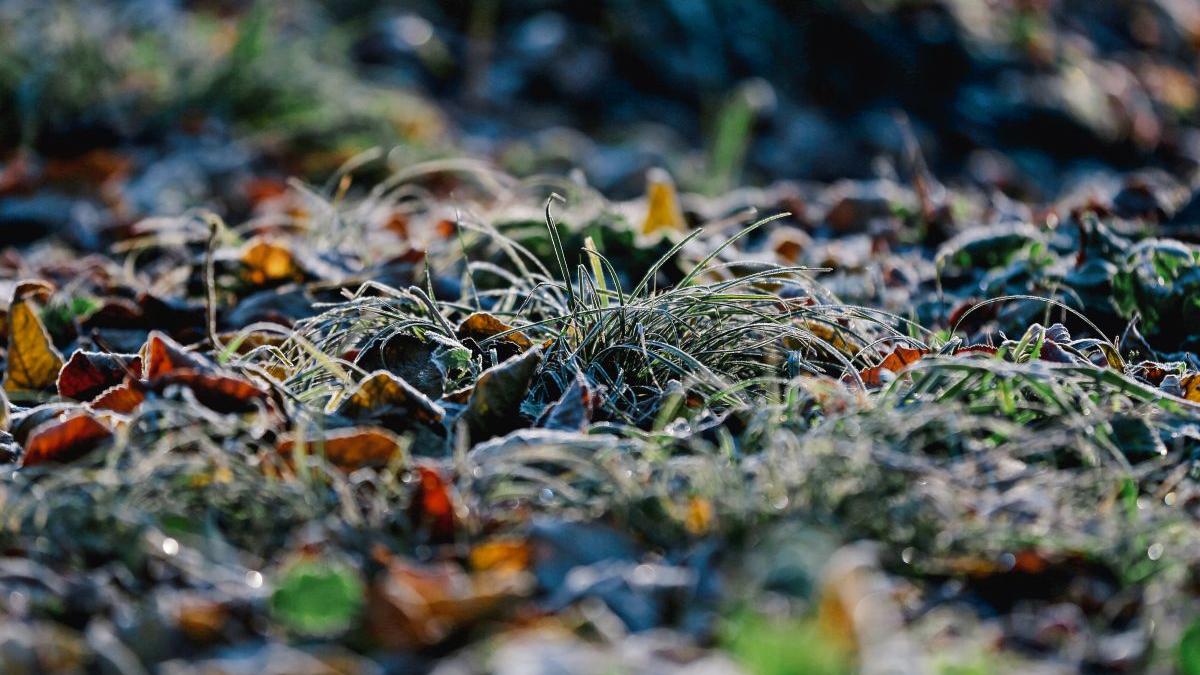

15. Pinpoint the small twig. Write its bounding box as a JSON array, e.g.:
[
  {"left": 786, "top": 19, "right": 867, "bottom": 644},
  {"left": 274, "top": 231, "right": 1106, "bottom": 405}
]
[{"left": 201, "top": 212, "right": 224, "bottom": 354}]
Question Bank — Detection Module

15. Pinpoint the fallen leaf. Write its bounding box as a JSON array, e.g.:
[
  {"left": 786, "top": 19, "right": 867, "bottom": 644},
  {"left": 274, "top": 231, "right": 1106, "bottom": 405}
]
[
  {"left": 277, "top": 427, "right": 405, "bottom": 470},
  {"left": 409, "top": 464, "right": 457, "bottom": 543},
  {"left": 154, "top": 371, "right": 268, "bottom": 413},
  {"left": 640, "top": 168, "right": 688, "bottom": 236},
  {"left": 20, "top": 412, "right": 113, "bottom": 467},
  {"left": 366, "top": 556, "right": 532, "bottom": 650},
  {"left": 141, "top": 331, "right": 208, "bottom": 379},
  {"left": 1179, "top": 372, "right": 1200, "bottom": 402},
  {"left": 856, "top": 345, "right": 928, "bottom": 387},
  {"left": 90, "top": 382, "right": 147, "bottom": 415},
  {"left": 464, "top": 347, "right": 543, "bottom": 442},
  {"left": 469, "top": 538, "right": 531, "bottom": 574},
  {"left": 4, "top": 299, "right": 65, "bottom": 394},
  {"left": 57, "top": 351, "right": 142, "bottom": 401},
  {"left": 241, "top": 236, "right": 301, "bottom": 285},
  {"left": 334, "top": 370, "right": 445, "bottom": 434},
  {"left": 271, "top": 557, "right": 365, "bottom": 637},
  {"left": 457, "top": 312, "right": 533, "bottom": 364}
]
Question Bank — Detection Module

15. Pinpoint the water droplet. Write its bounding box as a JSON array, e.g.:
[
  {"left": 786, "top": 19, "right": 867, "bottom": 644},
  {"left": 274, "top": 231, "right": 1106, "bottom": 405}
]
[
  {"left": 162, "top": 537, "right": 179, "bottom": 556},
  {"left": 1148, "top": 543, "right": 1164, "bottom": 561},
  {"left": 245, "top": 570, "right": 263, "bottom": 588}
]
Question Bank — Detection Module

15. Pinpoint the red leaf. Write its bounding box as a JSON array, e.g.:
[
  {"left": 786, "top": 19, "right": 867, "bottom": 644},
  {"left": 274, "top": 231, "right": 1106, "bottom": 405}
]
[
  {"left": 90, "top": 382, "right": 147, "bottom": 415},
  {"left": 409, "top": 464, "right": 456, "bottom": 544},
  {"left": 21, "top": 412, "right": 113, "bottom": 466},
  {"left": 141, "top": 331, "right": 209, "bottom": 379},
  {"left": 57, "top": 351, "right": 142, "bottom": 401},
  {"left": 857, "top": 345, "right": 929, "bottom": 387}
]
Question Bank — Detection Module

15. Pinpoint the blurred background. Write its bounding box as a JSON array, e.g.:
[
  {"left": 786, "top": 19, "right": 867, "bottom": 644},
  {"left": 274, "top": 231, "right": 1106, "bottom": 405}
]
[{"left": 2, "top": 0, "right": 1200, "bottom": 230}]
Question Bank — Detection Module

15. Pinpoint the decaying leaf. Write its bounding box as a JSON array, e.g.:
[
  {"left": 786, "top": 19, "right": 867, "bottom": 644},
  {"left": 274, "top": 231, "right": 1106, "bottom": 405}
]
[
  {"left": 277, "top": 427, "right": 406, "bottom": 470},
  {"left": 1179, "top": 372, "right": 1200, "bottom": 402},
  {"left": 57, "top": 351, "right": 141, "bottom": 401},
  {"left": 4, "top": 299, "right": 65, "bottom": 394},
  {"left": 334, "top": 370, "right": 445, "bottom": 434},
  {"left": 464, "top": 346, "right": 543, "bottom": 442},
  {"left": 538, "top": 370, "right": 593, "bottom": 431},
  {"left": 20, "top": 411, "right": 113, "bottom": 467},
  {"left": 457, "top": 312, "right": 533, "bottom": 363}
]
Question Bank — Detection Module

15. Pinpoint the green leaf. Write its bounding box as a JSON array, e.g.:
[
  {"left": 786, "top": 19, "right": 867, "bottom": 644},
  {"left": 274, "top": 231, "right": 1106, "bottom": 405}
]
[
  {"left": 1180, "top": 619, "right": 1200, "bottom": 675},
  {"left": 270, "top": 558, "right": 364, "bottom": 637}
]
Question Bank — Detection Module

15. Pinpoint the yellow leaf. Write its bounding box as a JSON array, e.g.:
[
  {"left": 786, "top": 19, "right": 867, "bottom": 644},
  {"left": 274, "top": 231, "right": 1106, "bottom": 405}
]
[
  {"left": 4, "top": 299, "right": 64, "bottom": 393},
  {"left": 241, "top": 236, "right": 299, "bottom": 285},
  {"left": 640, "top": 168, "right": 688, "bottom": 236},
  {"left": 684, "top": 497, "right": 715, "bottom": 536},
  {"left": 1180, "top": 373, "right": 1200, "bottom": 402}
]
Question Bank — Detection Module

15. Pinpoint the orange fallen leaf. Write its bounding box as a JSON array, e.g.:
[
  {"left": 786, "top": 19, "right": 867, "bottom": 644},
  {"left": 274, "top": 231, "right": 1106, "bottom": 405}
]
[
  {"left": 277, "top": 427, "right": 405, "bottom": 470},
  {"left": 241, "top": 236, "right": 300, "bottom": 285},
  {"left": 856, "top": 345, "right": 928, "bottom": 388},
  {"left": 409, "top": 464, "right": 457, "bottom": 544},
  {"left": 90, "top": 382, "right": 147, "bottom": 415},
  {"left": 469, "top": 538, "right": 531, "bottom": 574},
  {"left": 333, "top": 370, "right": 445, "bottom": 431},
  {"left": 456, "top": 312, "right": 533, "bottom": 351},
  {"left": 1180, "top": 373, "right": 1200, "bottom": 403},
  {"left": 141, "top": 331, "right": 207, "bottom": 379},
  {"left": 20, "top": 412, "right": 113, "bottom": 466},
  {"left": 366, "top": 556, "right": 532, "bottom": 650}
]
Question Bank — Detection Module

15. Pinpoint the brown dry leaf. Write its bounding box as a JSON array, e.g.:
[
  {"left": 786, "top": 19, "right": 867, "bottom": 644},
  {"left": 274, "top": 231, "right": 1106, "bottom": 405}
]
[
  {"left": 57, "top": 351, "right": 142, "bottom": 401},
  {"left": 335, "top": 370, "right": 445, "bottom": 430},
  {"left": 4, "top": 299, "right": 65, "bottom": 394},
  {"left": 795, "top": 320, "right": 857, "bottom": 358},
  {"left": 366, "top": 557, "right": 533, "bottom": 650},
  {"left": 640, "top": 168, "right": 688, "bottom": 236},
  {"left": 456, "top": 312, "right": 533, "bottom": 351},
  {"left": 241, "top": 236, "right": 301, "bottom": 285},
  {"left": 20, "top": 411, "right": 113, "bottom": 467},
  {"left": 277, "top": 427, "right": 405, "bottom": 470}
]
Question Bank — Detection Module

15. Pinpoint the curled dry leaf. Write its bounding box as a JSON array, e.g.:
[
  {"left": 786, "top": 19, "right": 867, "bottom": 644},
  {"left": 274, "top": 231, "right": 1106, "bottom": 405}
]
[
  {"left": 276, "top": 427, "right": 405, "bottom": 470},
  {"left": 90, "top": 382, "right": 147, "bottom": 415},
  {"left": 20, "top": 411, "right": 113, "bottom": 467},
  {"left": 334, "top": 370, "right": 445, "bottom": 434},
  {"left": 141, "top": 331, "right": 207, "bottom": 379},
  {"left": 456, "top": 312, "right": 533, "bottom": 363},
  {"left": 57, "top": 351, "right": 141, "bottom": 401},
  {"left": 856, "top": 345, "right": 928, "bottom": 388},
  {"left": 464, "top": 346, "right": 543, "bottom": 442}
]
